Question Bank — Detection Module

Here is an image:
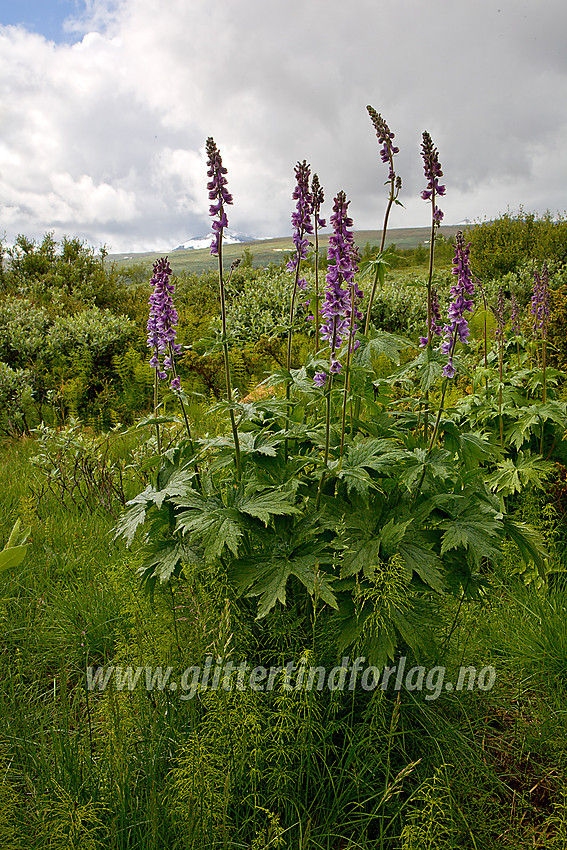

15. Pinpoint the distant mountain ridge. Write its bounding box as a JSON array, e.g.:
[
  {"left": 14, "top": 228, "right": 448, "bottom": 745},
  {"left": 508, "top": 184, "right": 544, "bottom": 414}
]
[{"left": 173, "top": 230, "right": 262, "bottom": 251}]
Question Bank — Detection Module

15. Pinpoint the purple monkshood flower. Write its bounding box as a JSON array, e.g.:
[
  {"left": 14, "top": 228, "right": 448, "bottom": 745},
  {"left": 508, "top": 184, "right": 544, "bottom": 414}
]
[
  {"left": 315, "top": 191, "right": 361, "bottom": 385},
  {"left": 421, "top": 131, "right": 446, "bottom": 225},
  {"left": 287, "top": 160, "right": 314, "bottom": 290},
  {"left": 491, "top": 288, "right": 506, "bottom": 340},
  {"left": 206, "top": 137, "right": 233, "bottom": 256},
  {"left": 441, "top": 232, "right": 475, "bottom": 378},
  {"left": 147, "top": 256, "right": 182, "bottom": 389},
  {"left": 311, "top": 172, "right": 326, "bottom": 230},
  {"left": 367, "top": 106, "right": 400, "bottom": 183},
  {"left": 419, "top": 288, "right": 443, "bottom": 347},
  {"left": 531, "top": 263, "right": 551, "bottom": 338}
]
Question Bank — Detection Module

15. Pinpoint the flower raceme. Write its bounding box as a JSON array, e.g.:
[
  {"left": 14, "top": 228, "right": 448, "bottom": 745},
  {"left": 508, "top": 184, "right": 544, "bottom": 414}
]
[
  {"left": 441, "top": 233, "right": 475, "bottom": 378},
  {"left": 315, "top": 191, "right": 361, "bottom": 385},
  {"left": 531, "top": 263, "right": 550, "bottom": 337},
  {"left": 147, "top": 257, "right": 182, "bottom": 390},
  {"left": 421, "top": 131, "right": 445, "bottom": 225},
  {"left": 206, "top": 136, "right": 233, "bottom": 256},
  {"left": 367, "top": 106, "right": 400, "bottom": 183},
  {"left": 287, "top": 160, "right": 314, "bottom": 292}
]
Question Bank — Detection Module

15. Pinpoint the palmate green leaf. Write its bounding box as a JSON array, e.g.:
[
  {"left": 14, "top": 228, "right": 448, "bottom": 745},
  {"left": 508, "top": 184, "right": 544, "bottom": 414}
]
[
  {"left": 229, "top": 514, "right": 337, "bottom": 618},
  {"left": 177, "top": 504, "right": 244, "bottom": 564},
  {"left": 441, "top": 422, "right": 495, "bottom": 469},
  {"left": 114, "top": 468, "right": 197, "bottom": 545},
  {"left": 237, "top": 490, "right": 301, "bottom": 525},
  {"left": 230, "top": 552, "right": 337, "bottom": 620},
  {"left": 379, "top": 517, "right": 413, "bottom": 558},
  {"left": 501, "top": 516, "right": 547, "bottom": 569},
  {"left": 398, "top": 537, "right": 444, "bottom": 592},
  {"left": 173, "top": 484, "right": 300, "bottom": 563},
  {"left": 138, "top": 539, "right": 202, "bottom": 588},
  {"left": 341, "top": 538, "right": 379, "bottom": 579},
  {"left": 486, "top": 452, "right": 554, "bottom": 497},
  {"left": 114, "top": 494, "right": 152, "bottom": 545},
  {"left": 505, "top": 405, "right": 545, "bottom": 449},
  {"left": 337, "top": 437, "right": 407, "bottom": 497},
  {"left": 439, "top": 517, "right": 500, "bottom": 562},
  {"left": 355, "top": 326, "right": 413, "bottom": 367}
]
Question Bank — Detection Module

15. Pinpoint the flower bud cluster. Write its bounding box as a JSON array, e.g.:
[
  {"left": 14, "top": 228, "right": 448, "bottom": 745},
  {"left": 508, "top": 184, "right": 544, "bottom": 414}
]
[
  {"left": 287, "top": 160, "right": 314, "bottom": 291},
  {"left": 206, "top": 137, "right": 233, "bottom": 256},
  {"left": 367, "top": 106, "right": 400, "bottom": 182},
  {"left": 441, "top": 233, "right": 475, "bottom": 378},
  {"left": 531, "top": 263, "right": 550, "bottom": 337},
  {"left": 147, "top": 257, "right": 182, "bottom": 389},
  {"left": 420, "top": 131, "right": 446, "bottom": 224},
  {"left": 314, "top": 192, "right": 361, "bottom": 385}
]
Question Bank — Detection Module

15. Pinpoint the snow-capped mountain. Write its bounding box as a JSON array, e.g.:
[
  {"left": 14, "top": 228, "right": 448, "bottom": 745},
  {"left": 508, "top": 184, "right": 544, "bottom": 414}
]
[{"left": 173, "top": 230, "right": 256, "bottom": 251}]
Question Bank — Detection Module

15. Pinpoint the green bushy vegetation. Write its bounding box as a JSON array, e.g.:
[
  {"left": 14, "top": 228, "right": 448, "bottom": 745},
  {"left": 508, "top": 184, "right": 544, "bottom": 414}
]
[{"left": 464, "top": 209, "right": 567, "bottom": 280}]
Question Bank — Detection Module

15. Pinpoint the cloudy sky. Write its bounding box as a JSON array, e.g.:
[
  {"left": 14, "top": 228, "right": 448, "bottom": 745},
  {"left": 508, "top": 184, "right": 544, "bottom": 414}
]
[{"left": 0, "top": 0, "right": 566, "bottom": 253}]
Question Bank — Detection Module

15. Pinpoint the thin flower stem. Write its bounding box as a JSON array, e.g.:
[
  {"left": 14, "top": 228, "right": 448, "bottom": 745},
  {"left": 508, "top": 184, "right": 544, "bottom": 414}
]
[
  {"left": 363, "top": 194, "right": 395, "bottom": 337},
  {"left": 153, "top": 365, "right": 161, "bottom": 455},
  {"left": 218, "top": 233, "right": 241, "bottom": 481},
  {"left": 340, "top": 286, "right": 356, "bottom": 455},
  {"left": 316, "top": 384, "right": 332, "bottom": 511},
  {"left": 314, "top": 221, "right": 320, "bottom": 352}
]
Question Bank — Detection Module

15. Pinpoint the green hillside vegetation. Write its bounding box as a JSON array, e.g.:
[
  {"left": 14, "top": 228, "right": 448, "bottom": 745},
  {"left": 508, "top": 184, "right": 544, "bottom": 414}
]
[{"left": 107, "top": 225, "right": 463, "bottom": 275}]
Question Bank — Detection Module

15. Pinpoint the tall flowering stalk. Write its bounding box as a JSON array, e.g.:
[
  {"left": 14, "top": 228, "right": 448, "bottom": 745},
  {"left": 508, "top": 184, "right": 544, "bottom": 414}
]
[
  {"left": 311, "top": 173, "right": 326, "bottom": 351},
  {"left": 511, "top": 292, "right": 521, "bottom": 368},
  {"left": 418, "top": 288, "right": 443, "bottom": 348},
  {"left": 364, "top": 106, "right": 402, "bottom": 335},
  {"left": 491, "top": 287, "right": 506, "bottom": 447},
  {"left": 420, "top": 130, "right": 446, "bottom": 348},
  {"left": 531, "top": 263, "right": 551, "bottom": 403},
  {"left": 206, "top": 136, "right": 241, "bottom": 480},
  {"left": 147, "top": 257, "right": 195, "bottom": 456},
  {"left": 420, "top": 130, "right": 445, "bottom": 439},
  {"left": 314, "top": 192, "right": 361, "bottom": 501},
  {"left": 286, "top": 161, "right": 313, "bottom": 373},
  {"left": 426, "top": 234, "right": 474, "bottom": 458},
  {"left": 441, "top": 233, "right": 475, "bottom": 379}
]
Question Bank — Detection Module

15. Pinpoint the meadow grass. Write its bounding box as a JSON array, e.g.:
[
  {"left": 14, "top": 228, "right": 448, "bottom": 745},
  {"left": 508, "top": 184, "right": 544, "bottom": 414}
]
[{"left": 1, "top": 428, "right": 567, "bottom": 848}]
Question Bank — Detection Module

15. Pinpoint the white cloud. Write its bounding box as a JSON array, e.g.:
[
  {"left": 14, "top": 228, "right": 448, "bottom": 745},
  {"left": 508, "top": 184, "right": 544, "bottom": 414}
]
[{"left": 0, "top": 0, "right": 566, "bottom": 253}]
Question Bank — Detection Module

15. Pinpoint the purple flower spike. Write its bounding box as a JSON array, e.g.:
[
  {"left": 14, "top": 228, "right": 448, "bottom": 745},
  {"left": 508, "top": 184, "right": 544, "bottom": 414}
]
[
  {"left": 367, "top": 106, "right": 400, "bottom": 183},
  {"left": 315, "top": 191, "right": 361, "bottom": 385},
  {"left": 311, "top": 173, "right": 326, "bottom": 229},
  {"left": 441, "top": 232, "right": 475, "bottom": 378},
  {"left": 147, "top": 256, "right": 182, "bottom": 389},
  {"left": 206, "top": 137, "right": 233, "bottom": 256},
  {"left": 531, "top": 263, "right": 550, "bottom": 338},
  {"left": 491, "top": 287, "right": 506, "bottom": 340},
  {"left": 421, "top": 131, "right": 445, "bottom": 225},
  {"left": 287, "top": 160, "right": 314, "bottom": 287},
  {"left": 313, "top": 371, "right": 327, "bottom": 387}
]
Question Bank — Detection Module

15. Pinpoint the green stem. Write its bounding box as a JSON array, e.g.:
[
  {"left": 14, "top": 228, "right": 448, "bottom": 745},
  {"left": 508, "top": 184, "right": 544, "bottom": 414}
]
[
  {"left": 363, "top": 176, "right": 397, "bottom": 336},
  {"left": 314, "top": 221, "right": 320, "bottom": 353},
  {"left": 218, "top": 232, "right": 241, "bottom": 481},
  {"left": 498, "top": 336, "right": 504, "bottom": 449},
  {"left": 316, "top": 384, "right": 332, "bottom": 511},
  {"left": 340, "top": 286, "right": 356, "bottom": 455},
  {"left": 153, "top": 364, "right": 161, "bottom": 456}
]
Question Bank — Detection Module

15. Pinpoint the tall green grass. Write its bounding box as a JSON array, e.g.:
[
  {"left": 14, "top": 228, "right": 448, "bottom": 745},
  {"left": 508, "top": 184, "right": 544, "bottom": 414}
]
[{"left": 2, "top": 432, "right": 567, "bottom": 848}]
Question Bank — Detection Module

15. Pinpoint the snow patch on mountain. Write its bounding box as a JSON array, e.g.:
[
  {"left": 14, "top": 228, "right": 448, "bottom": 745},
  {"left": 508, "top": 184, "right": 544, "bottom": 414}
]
[{"left": 173, "top": 230, "right": 257, "bottom": 251}]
